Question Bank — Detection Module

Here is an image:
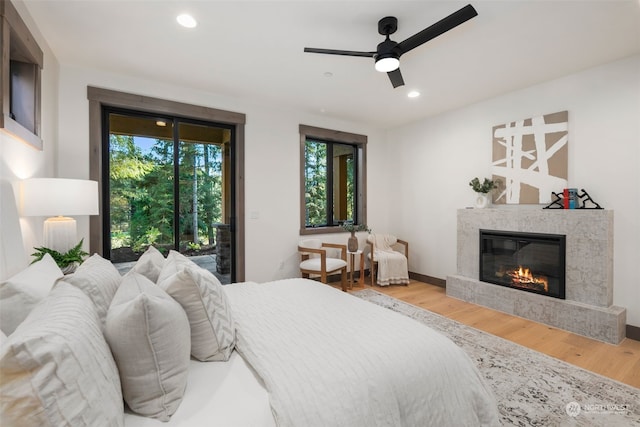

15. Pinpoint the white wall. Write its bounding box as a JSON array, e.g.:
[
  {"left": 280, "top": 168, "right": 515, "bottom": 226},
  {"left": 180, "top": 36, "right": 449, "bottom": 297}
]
[
  {"left": 55, "top": 64, "right": 389, "bottom": 283},
  {"left": 0, "top": 1, "right": 59, "bottom": 273},
  {"left": 388, "top": 54, "right": 640, "bottom": 327}
]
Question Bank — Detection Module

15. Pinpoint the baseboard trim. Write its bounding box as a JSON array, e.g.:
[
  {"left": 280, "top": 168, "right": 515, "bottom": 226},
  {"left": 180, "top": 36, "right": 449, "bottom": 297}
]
[
  {"left": 626, "top": 324, "right": 640, "bottom": 342},
  {"left": 409, "top": 272, "right": 446, "bottom": 288}
]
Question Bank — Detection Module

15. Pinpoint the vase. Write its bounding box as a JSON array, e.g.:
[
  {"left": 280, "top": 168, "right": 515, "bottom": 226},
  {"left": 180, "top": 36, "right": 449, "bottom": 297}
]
[
  {"left": 347, "top": 231, "right": 359, "bottom": 252},
  {"left": 475, "top": 192, "right": 491, "bottom": 209},
  {"left": 61, "top": 262, "right": 79, "bottom": 275}
]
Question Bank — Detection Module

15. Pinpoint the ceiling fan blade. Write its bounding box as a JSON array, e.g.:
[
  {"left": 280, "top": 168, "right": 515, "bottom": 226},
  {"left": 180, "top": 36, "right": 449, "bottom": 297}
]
[
  {"left": 397, "top": 4, "right": 478, "bottom": 54},
  {"left": 387, "top": 68, "right": 405, "bottom": 88},
  {"left": 304, "top": 47, "right": 375, "bottom": 58}
]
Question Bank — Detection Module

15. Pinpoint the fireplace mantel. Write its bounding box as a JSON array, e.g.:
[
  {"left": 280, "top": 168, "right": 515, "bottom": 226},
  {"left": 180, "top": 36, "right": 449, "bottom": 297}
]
[{"left": 447, "top": 208, "right": 626, "bottom": 344}]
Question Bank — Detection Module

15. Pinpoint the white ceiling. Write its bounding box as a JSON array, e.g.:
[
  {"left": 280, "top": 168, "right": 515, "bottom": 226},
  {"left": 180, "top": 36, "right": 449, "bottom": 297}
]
[{"left": 21, "top": 0, "right": 640, "bottom": 129}]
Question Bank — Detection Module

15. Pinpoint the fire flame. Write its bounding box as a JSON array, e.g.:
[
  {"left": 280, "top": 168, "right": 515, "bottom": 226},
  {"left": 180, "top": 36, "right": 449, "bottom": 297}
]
[{"left": 507, "top": 266, "right": 548, "bottom": 292}]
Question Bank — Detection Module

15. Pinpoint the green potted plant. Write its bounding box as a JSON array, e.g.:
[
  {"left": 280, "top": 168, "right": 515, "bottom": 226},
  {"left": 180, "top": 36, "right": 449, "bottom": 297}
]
[
  {"left": 341, "top": 222, "right": 371, "bottom": 252},
  {"left": 31, "top": 239, "right": 89, "bottom": 274},
  {"left": 469, "top": 177, "right": 499, "bottom": 208},
  {"left": 469, "top": 177, "right": 498, "bottom": 193}
]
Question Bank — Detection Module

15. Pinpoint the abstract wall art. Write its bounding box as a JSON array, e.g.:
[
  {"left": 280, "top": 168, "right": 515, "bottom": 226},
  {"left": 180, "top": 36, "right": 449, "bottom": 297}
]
[{"left": 492, "top": 111, "right": 568, "bottom": 205}]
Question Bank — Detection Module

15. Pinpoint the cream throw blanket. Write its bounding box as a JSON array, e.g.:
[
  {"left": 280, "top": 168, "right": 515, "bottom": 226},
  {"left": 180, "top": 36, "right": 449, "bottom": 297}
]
[{"left": 369, "top": 234, "right": 409, "bottom": 286}]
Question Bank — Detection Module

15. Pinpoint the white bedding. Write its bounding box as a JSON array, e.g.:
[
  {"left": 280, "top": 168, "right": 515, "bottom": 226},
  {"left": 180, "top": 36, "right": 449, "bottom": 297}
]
[
  {"left": 124, "top": 351, "right": 276, "bottom": 427},
  {"left": 225, "top": 279, "right": 499, "bottom": 427}
]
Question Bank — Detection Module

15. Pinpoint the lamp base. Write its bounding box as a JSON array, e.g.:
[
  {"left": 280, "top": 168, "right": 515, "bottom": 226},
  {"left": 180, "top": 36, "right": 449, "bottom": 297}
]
[{"left": 43, "top": 216, "right": 77, "bottom": 253}]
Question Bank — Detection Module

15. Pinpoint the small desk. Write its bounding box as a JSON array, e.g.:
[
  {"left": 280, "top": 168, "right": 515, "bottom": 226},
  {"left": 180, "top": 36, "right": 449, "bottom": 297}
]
[{"left": 347, "top": 250, "right": 365, "bottom": 289}]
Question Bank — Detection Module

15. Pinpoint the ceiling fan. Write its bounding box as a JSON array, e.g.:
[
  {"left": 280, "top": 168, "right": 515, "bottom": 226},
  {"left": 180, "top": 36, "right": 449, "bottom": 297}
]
[{"left": 304, "top": 4, "right": 478, "bottom": 88}]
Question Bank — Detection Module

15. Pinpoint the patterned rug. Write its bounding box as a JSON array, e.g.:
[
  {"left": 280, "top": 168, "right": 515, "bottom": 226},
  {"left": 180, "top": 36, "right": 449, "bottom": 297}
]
[{"left": 353, "top": 289, "right": 640, "bottom": 427}]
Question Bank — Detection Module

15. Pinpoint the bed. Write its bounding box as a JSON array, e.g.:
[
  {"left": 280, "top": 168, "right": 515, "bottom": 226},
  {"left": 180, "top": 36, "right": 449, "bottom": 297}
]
[
  {"left": 122, "top": 278, "right": 499, "bottom": 427},
  {"left": 0, "top": 179, "right": 499, "bottom": 426}
]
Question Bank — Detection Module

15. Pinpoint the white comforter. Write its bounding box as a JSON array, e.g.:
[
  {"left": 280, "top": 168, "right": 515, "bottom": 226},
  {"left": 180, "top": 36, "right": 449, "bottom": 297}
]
[{"left": 224, "top": 279, "right": 499, "bottom": 427}]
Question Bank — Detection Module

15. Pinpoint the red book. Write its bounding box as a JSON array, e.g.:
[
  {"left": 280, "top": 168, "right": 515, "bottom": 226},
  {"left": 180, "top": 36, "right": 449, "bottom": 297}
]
[{"left": 563, "top": 188, "right": 569, "bottom": 209}]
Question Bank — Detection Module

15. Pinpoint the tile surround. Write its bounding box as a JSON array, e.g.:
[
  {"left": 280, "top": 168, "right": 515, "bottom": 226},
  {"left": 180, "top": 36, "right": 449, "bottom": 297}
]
[{"left": 447, "top": 207, "right": 626, "bottom": 344}]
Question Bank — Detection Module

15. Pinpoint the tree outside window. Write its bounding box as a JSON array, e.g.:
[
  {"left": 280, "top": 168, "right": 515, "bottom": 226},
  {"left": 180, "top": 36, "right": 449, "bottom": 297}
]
[{"left": 300, "top": 125, "right": 367, "bottom": 234}]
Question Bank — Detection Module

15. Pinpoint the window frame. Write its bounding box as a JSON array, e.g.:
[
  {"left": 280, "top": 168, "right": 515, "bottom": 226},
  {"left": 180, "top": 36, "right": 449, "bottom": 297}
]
[
  {"left": 101, "top": 106, "right": 234, "bottom": 257},
  {"left": 299, "top": 124, "right": 367, "bottom": 235},
  {"left": 0, "top": 0, "right": 44, "bottom": 150},
  {"left": 88, "top": 87, "right": 247, "bottom": 281}
]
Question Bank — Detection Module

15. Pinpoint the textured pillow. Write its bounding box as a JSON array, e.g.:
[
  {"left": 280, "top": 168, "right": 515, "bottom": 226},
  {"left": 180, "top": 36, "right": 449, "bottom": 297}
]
[
  {"left": 64, "top": 253, "right": 121, "bottom": 327},
  {"left": 159, "top": 265, "right": 236, "bottom": 361},
  {"left": 0, "top": 282, "right": 123, "bottom": 426},
  {"left": 156, "top": 250, "right": 198, "bottom": 284},
  {"left": 126, "top": 245, "right": 165, "bottom": 282},
  {"left": 105, "top": 273, "right": 190, "bottom": 421},
  {"left": 0, "top": 253, "right": 63, "bottom": 335}
]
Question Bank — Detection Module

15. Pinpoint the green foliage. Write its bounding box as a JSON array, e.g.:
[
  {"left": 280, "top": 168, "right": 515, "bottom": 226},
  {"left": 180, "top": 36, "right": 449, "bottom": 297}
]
[
  {"left": 186, "top": 241, "right": 201, "bottom": 251},
  {"left": 109, "top": 135, "right": 155, "bottom": 180},
  {"left": 469, "top": 177, "right": 498, "bottom": 193},
  {"left": 341, "top": 222, "right": 370, "bottom": 233},
  {"left": 305, "top": 140, "right": 327, "bottom": 226},
  {"left": 109, "top": 134, "right": 224, "bottom": 256},
  {"left": 132, "top": 227, "right": 161, "bottom": 253},
  {"left": 304, "top": 140, "right": 357, "bottom": 227},
  {"left": 31, "top": 239, "right": 89, "bottom": 268},
  {"left": 110, "top": 231, "right": 131, "bottom": 249}
]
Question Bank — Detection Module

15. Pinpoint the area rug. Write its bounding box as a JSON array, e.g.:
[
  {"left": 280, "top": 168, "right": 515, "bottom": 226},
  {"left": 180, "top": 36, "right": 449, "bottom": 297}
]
[{"left": 353, "top": 289, "right": 640, "bottom": 427}]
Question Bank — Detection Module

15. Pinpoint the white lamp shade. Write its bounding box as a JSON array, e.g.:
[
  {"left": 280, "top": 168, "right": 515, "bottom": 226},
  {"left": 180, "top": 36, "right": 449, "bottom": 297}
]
[{"left": 21, "top": 178, "right": 99, "bottom": 217}]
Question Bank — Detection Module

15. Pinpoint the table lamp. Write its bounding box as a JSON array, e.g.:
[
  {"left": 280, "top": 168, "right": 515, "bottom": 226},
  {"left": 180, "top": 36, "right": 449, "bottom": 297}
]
[{"left": 20, "top": 178, "right": 99, "bottom": 253}]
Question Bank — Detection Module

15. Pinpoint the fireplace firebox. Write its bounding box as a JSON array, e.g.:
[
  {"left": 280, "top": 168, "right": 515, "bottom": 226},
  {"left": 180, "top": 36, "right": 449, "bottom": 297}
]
[{"left": 479, "top": 230, "right": 566, "bottom": 299}]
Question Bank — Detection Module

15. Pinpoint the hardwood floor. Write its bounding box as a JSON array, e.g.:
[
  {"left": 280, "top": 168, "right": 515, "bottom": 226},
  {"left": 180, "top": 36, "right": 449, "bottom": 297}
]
[{"left": 350, "top": 279, "right": 640, "bottom": 389}]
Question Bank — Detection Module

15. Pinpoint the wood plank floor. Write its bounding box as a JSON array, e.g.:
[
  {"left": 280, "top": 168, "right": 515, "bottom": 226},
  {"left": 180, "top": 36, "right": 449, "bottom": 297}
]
[{"left": 347, "top": 279, "right": 640, "bottom": 389}]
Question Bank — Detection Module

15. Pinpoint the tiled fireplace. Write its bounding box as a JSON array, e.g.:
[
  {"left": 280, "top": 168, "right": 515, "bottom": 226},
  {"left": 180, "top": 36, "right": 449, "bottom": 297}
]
[{"left": 447, "top": 208, "right": 626, "bottom": 344}]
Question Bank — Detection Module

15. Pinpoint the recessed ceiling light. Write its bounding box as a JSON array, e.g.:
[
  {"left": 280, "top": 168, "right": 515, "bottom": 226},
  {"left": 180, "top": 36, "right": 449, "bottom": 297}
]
[
  {"left": 407, "top": 91, "right": 421, "bottom": 98},
  {"left": 177, "top": 13, "right": 197, "bottom": 28}
]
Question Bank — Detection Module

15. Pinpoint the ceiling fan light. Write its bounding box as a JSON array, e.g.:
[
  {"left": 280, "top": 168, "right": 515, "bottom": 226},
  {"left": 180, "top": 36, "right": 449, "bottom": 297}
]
[
  {"left": 177, "top": 13, "right": 197, "bottom": 28},
  {"left": 375, "top": 56, "right": 400, "bottom": 73}
]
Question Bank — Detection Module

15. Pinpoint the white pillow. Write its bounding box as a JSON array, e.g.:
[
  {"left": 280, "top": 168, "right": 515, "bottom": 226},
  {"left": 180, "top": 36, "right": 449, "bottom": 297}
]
[
  {"left": 0, "top": 282, "right": 123, "bottom": 426},
  {"left": 126, "top": 245, "right": 165, "bottom": 282},
  {"left": 156, "top": 250, "right": 198, "bottom": 284},
  {"left": 0, "top": 329, "right": 6, "bottom": 347},
  {"left": 159, "top": 265, "right": 236, "bottom": 361},
  {"left": 105, "top": 273, "right": 191, "bottom": 421},
  {"left": 0, "top": 253, "right": 63, "bottom": 335},
  {"left": 63, "top": 253, "right": 122, "bottom": 328}
]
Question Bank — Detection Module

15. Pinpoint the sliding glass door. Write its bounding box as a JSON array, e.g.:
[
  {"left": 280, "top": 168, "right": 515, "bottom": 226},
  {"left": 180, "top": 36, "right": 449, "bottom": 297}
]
[{"left": 104, "top": 108, "right": 234, "bottom": 283}]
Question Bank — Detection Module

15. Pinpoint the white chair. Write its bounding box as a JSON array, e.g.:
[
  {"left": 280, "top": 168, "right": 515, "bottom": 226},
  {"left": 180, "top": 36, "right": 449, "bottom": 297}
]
[
  {"left": 298, "top": 239, "right": 348, "bottom": 291},
  {"left": 366, "top": 234, "right": 409, "bottom": 286}
]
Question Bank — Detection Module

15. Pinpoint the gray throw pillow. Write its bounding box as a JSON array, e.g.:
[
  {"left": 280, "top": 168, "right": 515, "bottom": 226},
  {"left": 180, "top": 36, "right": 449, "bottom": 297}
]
[
  {"left": 0, "top": 282, "right": 123, "bottom": 426},
  {"left": 105, "top": 273, "right": 190, "bottom": 421},
  {"left": 63, "top": 253, "right": 122, "bottom": 328},
  {"left": 126, "top": 245, "right": 165, "bottom": 283},
  {"left": 156, "top": 250, "right": 198, "bottom": 284},
  {"left": 159, "top": 264, "right": 236, "bottom": 362},
  {"left": 0, "top": 253, "right": 63, "bottom": 335}
]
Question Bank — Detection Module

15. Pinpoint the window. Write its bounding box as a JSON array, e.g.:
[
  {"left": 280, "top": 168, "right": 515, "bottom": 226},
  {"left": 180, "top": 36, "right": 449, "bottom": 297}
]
[
  {"left": 104, "top": 108, "right": 234, "bottom": 283},
  {"left": 299, "top": 125, "right": 367, "bottom": 234},
  {"left": 88, "top": 87, "right": 247, "bottom": 281},
  {"left": 1, "top": 0, "right": 44, "bottom": 149}
]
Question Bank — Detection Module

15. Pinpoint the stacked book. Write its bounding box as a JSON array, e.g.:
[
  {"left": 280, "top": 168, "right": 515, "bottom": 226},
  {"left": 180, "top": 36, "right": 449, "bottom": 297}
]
[{"left": 563, "top": 188, "right": 578, "bottom": 209}]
